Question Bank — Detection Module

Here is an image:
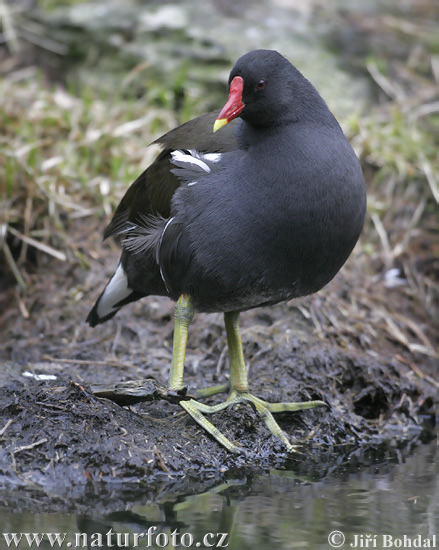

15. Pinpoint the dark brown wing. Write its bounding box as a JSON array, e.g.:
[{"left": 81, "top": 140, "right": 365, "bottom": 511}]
[{"left": 104, "top": 110, "right": 238, "bottom": 240}]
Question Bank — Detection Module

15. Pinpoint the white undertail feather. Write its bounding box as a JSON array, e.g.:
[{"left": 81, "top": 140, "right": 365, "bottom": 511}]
[{"left": 96, "top": 263, "right": 131, "bottom": 319}]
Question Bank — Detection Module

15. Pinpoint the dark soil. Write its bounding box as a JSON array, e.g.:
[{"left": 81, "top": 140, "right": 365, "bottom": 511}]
[
  {"left": 0, "top": 231, "right": 437, "bottom": 510},
  {"left": 0, "top": 0, "right": 438, "bottom": 518}
]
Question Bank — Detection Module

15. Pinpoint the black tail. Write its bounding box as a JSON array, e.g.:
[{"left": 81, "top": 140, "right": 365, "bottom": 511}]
[{"left": 86, "top": 290, "right": 145, "bottom": 327}]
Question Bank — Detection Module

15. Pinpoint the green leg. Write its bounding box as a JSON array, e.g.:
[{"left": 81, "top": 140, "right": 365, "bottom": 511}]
[
  {"left": 169, "top": 299, "right": 326, "bottom": 454},
  {"left": 192, "top": 311, "right": 247, "bottom": 399},
  {"left": 225, "top": 311, "right": 249, "bottom": 392},
  {"left": 168, "top": 295, "right": 194, "bottom": 390},
  {"left": 187, "top": 311, "right": 328, "bottom": 453},
  {"left": 169, "top": 295, "right": 242, "bottom": 454}
]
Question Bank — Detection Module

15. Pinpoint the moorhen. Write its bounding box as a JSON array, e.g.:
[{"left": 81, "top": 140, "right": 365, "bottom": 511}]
[{"left": 87, "top": 50, "right": 366, "bottom": 453}]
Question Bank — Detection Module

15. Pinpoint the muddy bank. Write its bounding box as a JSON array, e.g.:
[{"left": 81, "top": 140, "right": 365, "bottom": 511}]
[
  {"left": 0, "top": 0, "right": 437, "bottom": 512},
  {"left": 0, "top": 262, "right": 436, "bottom": 511}
]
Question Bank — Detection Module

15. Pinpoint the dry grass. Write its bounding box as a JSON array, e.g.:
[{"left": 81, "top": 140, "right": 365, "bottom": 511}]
[
  {"left": 0, "top": 1, "right": 437, "bottom": 376},
  {"left": 0, "top": 68, "right": 175, "bottom": 288},
  {"left": 301, "top": 51, "right": 439, "bottom": 369}
]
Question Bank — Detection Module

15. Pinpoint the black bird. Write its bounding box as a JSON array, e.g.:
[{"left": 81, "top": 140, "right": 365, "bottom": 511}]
[{"left": 87, "top": 50, "right": 366, "bottom": 453}]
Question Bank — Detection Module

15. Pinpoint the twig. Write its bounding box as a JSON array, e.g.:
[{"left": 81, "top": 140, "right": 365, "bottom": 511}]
[
  {"left": 0, "top": 419, "right": 14, "bottom": 437},
  {"left": 396, "top": 354, "right": 439, "bottom": 388},
  {"left": 17, "top": 25, "right": 67, "bottom": 55},
  {"left": 393, "top": 197, "right": 426, "bottom": 257},
  {"left": 43, "top": 355, "right": 140, "bottom": 370},
  {"left": 7, "top": 225, "right": 66, "bottom": 261},
  {"left": 367, "top": 62, "right": 406, "bottom": 101},
  {"left": 413, "top": 101, "right": 439, "bottom": 121},
  {"left": 15, "top": 288, "right": 30, "bottom": 319},
  {"left": 371, "top": 212, "right": 392, "bottom": 266},
  {"left": 2, "top": 239, "right": 27, "bottom": 289},
  {"left": 13, "top": 438, "right": 47, "bottom": 454},
  {"left": 408, "top": 344, "right": 437, "bottom": 358},
  {"left": 393, "top": 311, "right": 436, "bottom": 355},
  {"left": 153, "top": 445, "right": 169, "bottom": 472},
  {"left": 419, "top": 154, "right": 439, "bottom": 204},
  {"left": 17, "top": 195, "right": 33, "bottom": 264},
  {"left": 35, "top": 402, "right": 68, "bottom": 412},
  {"left": 121, "top": 61, "right": 151, "bottom": 87},
  {"left": 0, "top": 0, "right": 20, "bottom": 53}
]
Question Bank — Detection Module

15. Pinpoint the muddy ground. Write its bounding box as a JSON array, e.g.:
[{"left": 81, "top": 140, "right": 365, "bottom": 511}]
[
  {"left": 0, "top": 219, "right": 437, "bottom": 510},
  {"left": 0, "top": 0, "right": 438, "bottom": 511}
]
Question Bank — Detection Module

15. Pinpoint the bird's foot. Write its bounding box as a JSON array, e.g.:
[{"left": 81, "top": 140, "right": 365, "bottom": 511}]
[{"left": 180, "top": 390, "right": 327, "bottom": 454}]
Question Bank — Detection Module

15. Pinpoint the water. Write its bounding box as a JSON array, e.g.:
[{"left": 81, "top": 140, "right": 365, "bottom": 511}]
[{"left": 1, "top": 440, "right": 437, "bottom": 549}]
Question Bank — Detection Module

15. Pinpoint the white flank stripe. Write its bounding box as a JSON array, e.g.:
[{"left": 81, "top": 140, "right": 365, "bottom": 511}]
[
  {"left": 188, "top": 150, "right": 222, "bottom": 163},
  {"left": 156, "top": 216, "right": 174, "bottom": 264},
  {"left": 171, "top": 150, "right": 211, "bottom": 173},
  {"left": 96, "top": 263, "right": 131, "bottom": 318},
  {"left": 200, "top": 152, "right": 222, "bottom": 162},
  {"left": 159, "top": 217, "right": 174, "bottom": 246},
  {"left": 157, "top": 217, "right": 175, "bottom": 292}
]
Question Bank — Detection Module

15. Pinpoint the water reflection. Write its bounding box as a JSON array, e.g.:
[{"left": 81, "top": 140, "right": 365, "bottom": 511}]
[{"left": 1, "top": 440, "right": 437, "bottom": 549}]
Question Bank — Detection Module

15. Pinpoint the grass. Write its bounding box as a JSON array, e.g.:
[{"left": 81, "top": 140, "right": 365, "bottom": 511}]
[
  {"left": 0, "top": 2, "right": 437, "bottom": 370},
  {"left": 349, "top": 99, "right": 438, "bottom": 266},
  {"left": 0, "top": 68, "right": 177, "bottom": 285},
  {"left": 35, "top": 0, "right": 89, "bottom": 11}
]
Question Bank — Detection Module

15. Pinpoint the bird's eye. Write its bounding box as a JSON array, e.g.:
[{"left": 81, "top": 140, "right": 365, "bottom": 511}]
[{"left": 256, "top": 79, "right": 266, "bottom": 90}]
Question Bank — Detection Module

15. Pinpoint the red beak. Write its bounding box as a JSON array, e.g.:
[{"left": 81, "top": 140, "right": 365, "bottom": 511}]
[{"left": 213, "top": 76, "right": 245, "bottom": 132}]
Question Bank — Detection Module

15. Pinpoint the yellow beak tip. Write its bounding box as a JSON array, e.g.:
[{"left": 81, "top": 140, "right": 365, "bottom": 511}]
[{"left": 213, "top": 118, "right": 228, "bottom": 133}]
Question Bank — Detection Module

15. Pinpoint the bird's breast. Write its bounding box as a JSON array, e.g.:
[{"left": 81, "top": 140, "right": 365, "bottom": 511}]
[{"left": 170, "top": 128, "right": 365, "bottom": 311}]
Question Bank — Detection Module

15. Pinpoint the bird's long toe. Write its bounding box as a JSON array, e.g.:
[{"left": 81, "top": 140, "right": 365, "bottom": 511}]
[
  {"left": 179, "top": 399, "right": 244, "bottom": 454},
  {"left": 181, "top": 391, "right": 327, "bottom": 453},
  {"left": 194, "top": 382, "right": 230, "bottom": 400}
]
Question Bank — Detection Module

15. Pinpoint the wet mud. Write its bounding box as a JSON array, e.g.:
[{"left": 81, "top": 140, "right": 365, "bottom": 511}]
[{"left": 0, "top": 253, "right": 436, "bottom": 511}]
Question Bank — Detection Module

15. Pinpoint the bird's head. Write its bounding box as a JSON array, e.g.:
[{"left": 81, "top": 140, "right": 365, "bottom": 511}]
[{"left": 214, "top": 49, "right": 324, "bottom": 132}]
